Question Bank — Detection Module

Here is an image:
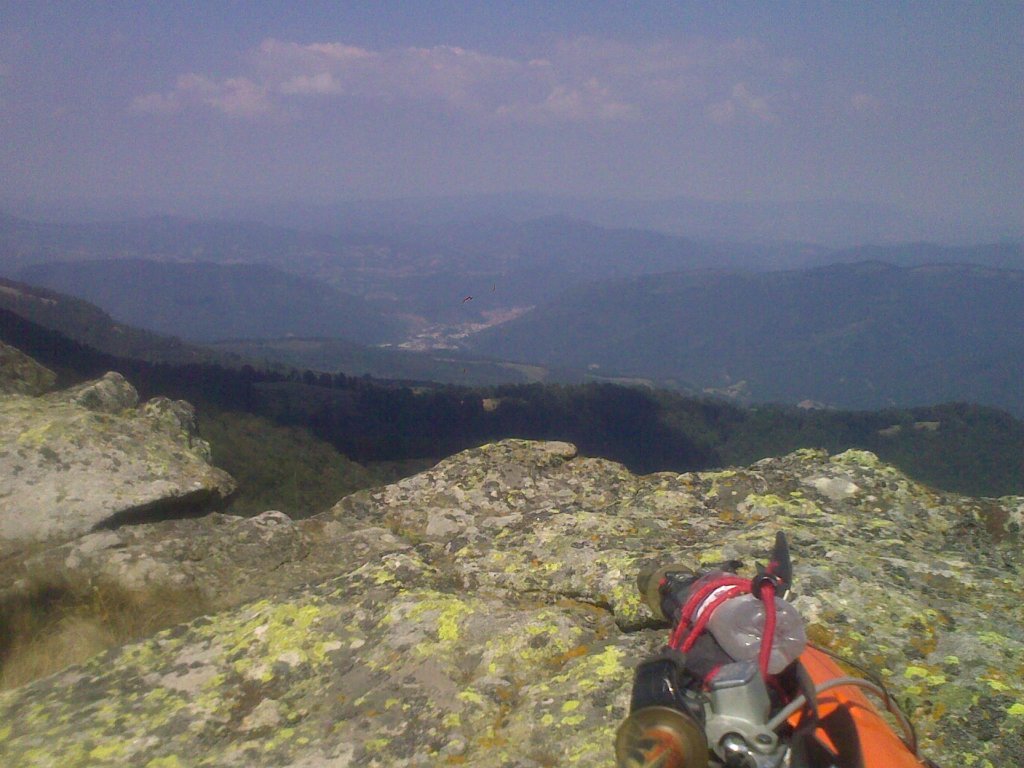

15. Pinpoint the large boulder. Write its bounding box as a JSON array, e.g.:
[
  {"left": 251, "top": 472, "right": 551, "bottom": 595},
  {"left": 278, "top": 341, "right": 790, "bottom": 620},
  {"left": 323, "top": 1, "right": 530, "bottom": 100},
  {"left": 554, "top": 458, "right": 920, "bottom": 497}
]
[
  {"left": 0, "top": 371, "right": 235, "bottom": 555},
  {"left": 0, "top": 340, "right": 56, "bottom": 396},
  {"left": 1, "top": 440, "right": 1022, "bottom": 767}
]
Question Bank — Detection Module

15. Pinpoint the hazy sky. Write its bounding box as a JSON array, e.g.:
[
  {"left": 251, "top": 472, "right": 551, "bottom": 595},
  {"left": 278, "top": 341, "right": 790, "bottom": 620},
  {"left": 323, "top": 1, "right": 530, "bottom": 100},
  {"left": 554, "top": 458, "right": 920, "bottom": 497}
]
[{"left": 1, "top": 1, "right": 1021, "bottom": 231}]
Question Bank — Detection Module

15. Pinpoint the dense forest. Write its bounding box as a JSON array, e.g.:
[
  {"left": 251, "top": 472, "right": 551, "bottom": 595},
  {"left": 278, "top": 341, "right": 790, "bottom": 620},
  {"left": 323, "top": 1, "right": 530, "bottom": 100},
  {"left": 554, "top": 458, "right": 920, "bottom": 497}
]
[{"left": 5, "top": 307, "right": 1023, "bottom": 519}]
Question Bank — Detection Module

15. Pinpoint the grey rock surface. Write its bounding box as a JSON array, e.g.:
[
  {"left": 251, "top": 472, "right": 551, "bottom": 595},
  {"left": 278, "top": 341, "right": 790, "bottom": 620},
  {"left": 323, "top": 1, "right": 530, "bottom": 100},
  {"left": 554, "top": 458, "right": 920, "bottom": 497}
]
[
  {"left": 1, "top": 509, "right": 410, "bottom": 617},
  {"left": 0, "top": 371, "right": 235, "bottom": 554},
  {"left": 1, "top": 440, "right": 1022, "bottom": 767}
]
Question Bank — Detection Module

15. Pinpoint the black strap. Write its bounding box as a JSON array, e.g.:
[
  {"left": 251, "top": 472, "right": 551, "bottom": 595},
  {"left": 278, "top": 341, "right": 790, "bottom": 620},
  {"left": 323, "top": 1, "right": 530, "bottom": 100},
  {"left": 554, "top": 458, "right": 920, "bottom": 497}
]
[{"left": 790, "top": 705, "right": 866, "bottom": 768}]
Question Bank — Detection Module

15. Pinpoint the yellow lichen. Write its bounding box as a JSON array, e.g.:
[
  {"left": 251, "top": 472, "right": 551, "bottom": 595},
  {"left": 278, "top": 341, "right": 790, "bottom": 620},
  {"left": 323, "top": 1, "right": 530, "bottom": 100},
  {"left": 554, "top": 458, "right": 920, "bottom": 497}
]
[
  {"left": 699, "top": 549, "right": 726, "bottom": 566},
  {"left": 457, "top": 690, "right": 486, "bottom": 706},
  {"left": 443, "top": 712, "right": 462, "bottom": 728},
  {"left": 743, "top": 493, "right": 815, "bottom": 516},
  {"left": 146, "top": 757, "right": 185, "bottom": 768},
  {"left": 832, "top": 449, "right": 882, "bottom": 468},
  {"left": 88, "top": 741, "right": 127, "bottom": 761},
  {"left": 364, "top": 737, "right": 390, "bottom": 752},
  {"left": 437, "top": 602, "right": 470, "bottom": 643}
]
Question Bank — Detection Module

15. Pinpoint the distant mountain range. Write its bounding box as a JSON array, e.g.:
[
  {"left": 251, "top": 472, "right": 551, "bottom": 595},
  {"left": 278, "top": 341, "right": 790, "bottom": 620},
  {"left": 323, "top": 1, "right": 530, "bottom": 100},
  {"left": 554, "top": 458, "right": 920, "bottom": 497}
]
[
  {"left": 0, "top": 211, "right": 344, "bottom": 273},
  {"left": 16, "top": 260, "right": 406, "bottom": 345},
  {"left": 0, "top": 277, "right": 231, "bottom": 366},
  {"left": 4, "top": 210, "right": 1024, "bottom": 415},
  {"left": 25, "top": 192, "right": 1005, "bottom": 245},
  {"left": 467, "top": 262, "right": 1024, "bottom": 416},
  {"left": 0, "top": 210, "right": 815, "bottom": 334},
  {"left": 4, "top": 209, "right": 1021, "bottom": 323},
  {"left": 823, "top": 242, "right": 1024, "bottom": 270},
  {"left": 0, "top": 276, "right": 584, "bottom": 387}
]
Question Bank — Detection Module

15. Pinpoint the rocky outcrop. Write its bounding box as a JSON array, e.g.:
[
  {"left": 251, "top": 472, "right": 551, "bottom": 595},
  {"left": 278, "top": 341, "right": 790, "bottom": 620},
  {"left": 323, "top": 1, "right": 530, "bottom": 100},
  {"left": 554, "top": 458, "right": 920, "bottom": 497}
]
[
  {"left": 0, "top": 509, "right": 411, "bottom": 617},
  {"left": 1, "top": 440, "right": 1022, "bottom": 767},
  {"left": 0, "top": 340, "right": 56, "bottom": 396},
  {"left": 0, "top": 371, "right": 235, "bottom": 554}
]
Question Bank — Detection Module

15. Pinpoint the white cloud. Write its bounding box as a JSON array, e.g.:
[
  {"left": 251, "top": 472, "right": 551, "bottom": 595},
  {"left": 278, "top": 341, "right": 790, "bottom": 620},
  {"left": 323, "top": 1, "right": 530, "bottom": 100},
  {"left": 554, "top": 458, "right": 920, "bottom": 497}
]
[
  {"left": 278, "top": 72, "right": 343, "bottom": 96},
  {"left": 301, "top": 42, "right": 375, "bottom": 62},
  {"left": 496, "top": 78, "right": 637, "bottom": 123},
  {"left": 213, "top": 77, "right": 272, "bottom": 117},
  {"left": 131, "top": 36, "right": 798, "bottom": 126},
  {"left": 131, "top": 73, "right": 271, "bottom": 117},
  {"left": 707, "top": 82, "right": 777, "bottom": 125}
]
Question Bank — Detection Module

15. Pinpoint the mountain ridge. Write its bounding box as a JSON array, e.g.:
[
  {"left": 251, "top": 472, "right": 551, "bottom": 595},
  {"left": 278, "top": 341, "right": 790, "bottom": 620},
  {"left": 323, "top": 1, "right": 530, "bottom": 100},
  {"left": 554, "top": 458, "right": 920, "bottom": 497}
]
[
  {"left": 6, "top": 211, "right": 1024, "bottom": 416},
  {"left": 16, "top": 259, "right": 408, "bottom": 345},
  {"left": 467, "top": 260, "right": 1024, "bottom": 416}
]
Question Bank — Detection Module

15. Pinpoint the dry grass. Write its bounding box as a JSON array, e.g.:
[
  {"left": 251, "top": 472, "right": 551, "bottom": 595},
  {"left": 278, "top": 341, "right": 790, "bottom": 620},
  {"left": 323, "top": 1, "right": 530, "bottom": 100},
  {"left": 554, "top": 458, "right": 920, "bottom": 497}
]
[{"left": 0, "top": 575, "right": 209, "bottom": 690}]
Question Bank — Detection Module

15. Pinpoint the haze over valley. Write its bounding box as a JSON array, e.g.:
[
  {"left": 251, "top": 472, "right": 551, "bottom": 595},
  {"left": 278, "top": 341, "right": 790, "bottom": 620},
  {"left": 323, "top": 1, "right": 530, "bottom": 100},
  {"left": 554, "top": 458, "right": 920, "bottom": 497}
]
[
  {"left": 3, "top": 2, "right": 1023, "bottom": 469},
  {"left": 3, "top": 206, "right": 1023, "bottom": 416}
]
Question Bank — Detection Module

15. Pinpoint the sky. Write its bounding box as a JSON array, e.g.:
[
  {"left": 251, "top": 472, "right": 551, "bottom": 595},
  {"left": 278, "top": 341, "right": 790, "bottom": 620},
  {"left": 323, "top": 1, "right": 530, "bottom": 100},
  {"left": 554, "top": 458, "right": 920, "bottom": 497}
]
[{"left": 1, "top": 1, "right": 1021, "bottom": 233}]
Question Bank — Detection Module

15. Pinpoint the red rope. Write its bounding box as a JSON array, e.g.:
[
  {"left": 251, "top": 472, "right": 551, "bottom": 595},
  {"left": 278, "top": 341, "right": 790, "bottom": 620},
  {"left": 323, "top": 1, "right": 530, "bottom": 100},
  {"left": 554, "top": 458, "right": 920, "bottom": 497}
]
[
  {"left": 668, "top": 575, "right": 749, "bottom": 650},
  {"left": 757, "top": 580, "right": 777, "bottom": 677},
  {"left": 665, "top": 573, "right": 781, "bottom": 680},
  {"left": 680, "top": 585, "right": 747, "bottom": 652}
]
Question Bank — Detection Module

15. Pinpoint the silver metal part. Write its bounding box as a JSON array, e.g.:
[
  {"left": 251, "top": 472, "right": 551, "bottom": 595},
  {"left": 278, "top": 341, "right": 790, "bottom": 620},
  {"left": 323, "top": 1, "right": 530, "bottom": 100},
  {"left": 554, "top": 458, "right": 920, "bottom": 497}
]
[
  {"left": 704, "top": 661, "right": 783, "bottom": 765},
  {"left": 708, "top": 661, "right": 770, "bottom": 724},
  {"left": 719, "top": 734, "right": 789, "bottom": 768}
]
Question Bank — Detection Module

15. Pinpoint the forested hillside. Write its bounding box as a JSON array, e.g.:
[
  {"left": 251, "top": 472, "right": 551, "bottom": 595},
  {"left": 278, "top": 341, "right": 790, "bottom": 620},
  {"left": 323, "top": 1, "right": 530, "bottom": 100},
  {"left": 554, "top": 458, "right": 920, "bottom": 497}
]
[
  {"left": 469, "top": 262, "right": 1024, "bottom": 416},
  {"left": 18, "top": 260, "right": 407, "bottom": 344},
  {"left": 4, "top": 307, "right": 1022, "bottom": 500}
]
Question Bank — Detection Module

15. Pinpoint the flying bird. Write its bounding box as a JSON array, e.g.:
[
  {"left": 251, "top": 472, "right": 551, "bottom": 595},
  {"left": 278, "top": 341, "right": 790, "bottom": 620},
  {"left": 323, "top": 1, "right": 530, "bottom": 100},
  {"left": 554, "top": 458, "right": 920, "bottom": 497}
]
[{"left": 462, "top": 295, "right": 473, "bottom": 303}]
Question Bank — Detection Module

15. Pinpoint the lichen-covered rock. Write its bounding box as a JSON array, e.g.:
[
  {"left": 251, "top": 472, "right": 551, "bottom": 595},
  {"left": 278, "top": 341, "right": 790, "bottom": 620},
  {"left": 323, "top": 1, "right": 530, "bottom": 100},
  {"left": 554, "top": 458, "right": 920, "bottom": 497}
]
[
  {"left": 0, "top": 341, "right": 56, "bottom": 396},
  {"left": 49, "top": 371, "right": 139, "bottom": 413},
  {"left": 1, "top": 440, "right": 1022, "bottom": 767},
  {"left": 0, "top": 510, "right": 410, "bottom": 617},
  {"left": 0, "top": 371, "right": 235, "bottom": 554},
  {"left": 1, "top": 511, "right": 302, "bottom": 602}
]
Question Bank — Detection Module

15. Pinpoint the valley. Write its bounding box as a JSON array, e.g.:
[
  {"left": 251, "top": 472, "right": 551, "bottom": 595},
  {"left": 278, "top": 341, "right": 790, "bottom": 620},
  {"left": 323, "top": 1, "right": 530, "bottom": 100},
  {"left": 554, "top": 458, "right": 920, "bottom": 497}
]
[
  {"left": 3, "top": 209, "right": 1024, "bottom": 416},
  {"left": 3, "top": 281, "right": 1024, "bottom": 501}
]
